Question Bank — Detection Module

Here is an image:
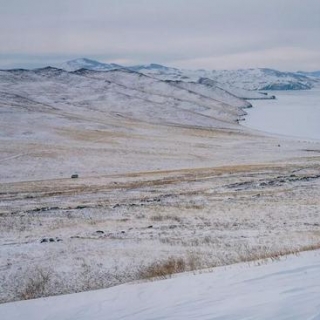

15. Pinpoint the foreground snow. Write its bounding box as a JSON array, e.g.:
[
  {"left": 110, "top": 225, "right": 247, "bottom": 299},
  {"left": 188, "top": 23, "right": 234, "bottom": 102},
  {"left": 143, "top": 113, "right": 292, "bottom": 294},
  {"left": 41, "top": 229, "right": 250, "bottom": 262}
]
[{"left": 2, "top": 250, "right": 320, "bottom": 320}]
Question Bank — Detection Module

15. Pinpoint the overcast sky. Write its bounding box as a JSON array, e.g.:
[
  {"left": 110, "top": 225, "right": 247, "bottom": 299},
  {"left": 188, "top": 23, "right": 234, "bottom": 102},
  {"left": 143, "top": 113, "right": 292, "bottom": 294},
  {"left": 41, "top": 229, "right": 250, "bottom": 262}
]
[{"left": 0, "top": 0, "right": 319, "bottom": 70}]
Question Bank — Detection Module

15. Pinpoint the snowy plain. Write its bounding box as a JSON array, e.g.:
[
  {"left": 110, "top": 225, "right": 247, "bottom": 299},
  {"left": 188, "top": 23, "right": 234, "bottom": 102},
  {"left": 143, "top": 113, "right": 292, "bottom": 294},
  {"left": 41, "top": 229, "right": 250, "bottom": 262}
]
[{"left": 1, "top": 250, "right": 320, "bottom": 320}]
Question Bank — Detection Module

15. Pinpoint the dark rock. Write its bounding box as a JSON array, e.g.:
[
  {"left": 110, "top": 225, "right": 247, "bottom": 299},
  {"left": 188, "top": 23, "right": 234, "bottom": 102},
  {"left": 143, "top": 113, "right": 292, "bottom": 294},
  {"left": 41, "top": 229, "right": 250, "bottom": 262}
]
[
  {"left": 75, "top": 205, "right": 86, "bottom": 209},
  {"left": 41, "top": 237, "right": 62, "bottom": 243}
]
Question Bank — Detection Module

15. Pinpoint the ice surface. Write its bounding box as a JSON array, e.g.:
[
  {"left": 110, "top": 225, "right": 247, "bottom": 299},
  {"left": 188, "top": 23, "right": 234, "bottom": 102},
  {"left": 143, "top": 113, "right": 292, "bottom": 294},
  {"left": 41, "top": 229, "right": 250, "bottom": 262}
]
[{"left": 244, "top": 89, "right": 320, "bottom": 141}]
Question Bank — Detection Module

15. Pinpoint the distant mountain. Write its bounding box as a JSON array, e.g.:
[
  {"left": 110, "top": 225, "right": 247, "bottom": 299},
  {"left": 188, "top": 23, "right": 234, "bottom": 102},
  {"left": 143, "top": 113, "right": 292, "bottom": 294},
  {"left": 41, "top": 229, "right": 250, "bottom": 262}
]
[
  {"left": 53, "top": 58, "right": 320, "bottom": 91},
  {"left": 130, "top": 65, "right": 318, "bottom": 91},
  {"left": 208, "top": 68, "right": 317, "bottom": 91},
  {"left": 128, "top": 63, "right": 174, "bottom": 71},
  {"left": 297, "top": 70, "right": 320, "bottom": 78},
  {"left": 56, "top": 58, "right": 122, "bottom": 72},
  {"left": 129, "top": 63, "right": 179, "bottom": 72},
  {"left": 129, "top": 63, "right": 187, "bottom": 80}
]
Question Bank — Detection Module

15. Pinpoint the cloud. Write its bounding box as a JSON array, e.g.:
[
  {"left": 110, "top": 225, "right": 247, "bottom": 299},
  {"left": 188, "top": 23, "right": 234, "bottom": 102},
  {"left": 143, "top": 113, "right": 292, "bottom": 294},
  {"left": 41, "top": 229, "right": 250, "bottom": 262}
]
[
  {"left": 0, "top": 0, "right": 320, "bottom": 70},
  {"left": 171, "top": 47, "right": 320, "bottom": 71}
]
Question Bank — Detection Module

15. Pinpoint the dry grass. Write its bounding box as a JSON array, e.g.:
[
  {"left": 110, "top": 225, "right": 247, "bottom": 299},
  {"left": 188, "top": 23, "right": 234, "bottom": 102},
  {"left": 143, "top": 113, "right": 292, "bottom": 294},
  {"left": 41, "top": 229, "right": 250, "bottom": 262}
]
[
  {"left": 150, "top": 214, "right": 182, "bottom": 223},
  {"left": 236, "top": 242, "right": 320, "bottom": 265},
  {"left": 138, "top": 253, "right": 203, "bottom": 280},
  {"left": 138, "top": 256, "right": 187, "bottom": 279},
  {"left": 18, "top": 268, "right": 51, "bottom": 300}
]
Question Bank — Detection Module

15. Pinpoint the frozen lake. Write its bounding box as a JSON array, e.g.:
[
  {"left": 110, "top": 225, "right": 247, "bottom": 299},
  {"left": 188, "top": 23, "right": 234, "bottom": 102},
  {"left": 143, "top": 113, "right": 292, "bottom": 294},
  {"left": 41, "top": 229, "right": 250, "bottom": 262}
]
[{"left": 243, "top": 89, "right": 320, "bottom": 141}]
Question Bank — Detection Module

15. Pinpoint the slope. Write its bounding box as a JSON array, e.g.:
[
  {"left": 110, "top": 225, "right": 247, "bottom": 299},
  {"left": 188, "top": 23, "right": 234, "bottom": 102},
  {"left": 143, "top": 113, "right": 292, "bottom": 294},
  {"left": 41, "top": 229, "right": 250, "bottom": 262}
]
[{"left": 1, "top": 250, "right": 320, "bottom": 320}]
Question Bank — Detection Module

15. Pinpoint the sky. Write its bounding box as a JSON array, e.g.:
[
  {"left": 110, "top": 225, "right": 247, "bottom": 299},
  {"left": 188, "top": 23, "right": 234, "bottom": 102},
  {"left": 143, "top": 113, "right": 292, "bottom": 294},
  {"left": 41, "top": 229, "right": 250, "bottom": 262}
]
[{"left": 0, "top": 0, "right": 320, "bottom": 71}]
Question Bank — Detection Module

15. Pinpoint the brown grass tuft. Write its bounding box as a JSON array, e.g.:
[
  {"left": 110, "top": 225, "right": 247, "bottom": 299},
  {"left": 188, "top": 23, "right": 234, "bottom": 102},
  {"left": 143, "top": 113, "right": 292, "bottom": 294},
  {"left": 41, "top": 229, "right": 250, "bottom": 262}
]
[{"left": 138, "top": 256, "right": 187, "bottom": 280}]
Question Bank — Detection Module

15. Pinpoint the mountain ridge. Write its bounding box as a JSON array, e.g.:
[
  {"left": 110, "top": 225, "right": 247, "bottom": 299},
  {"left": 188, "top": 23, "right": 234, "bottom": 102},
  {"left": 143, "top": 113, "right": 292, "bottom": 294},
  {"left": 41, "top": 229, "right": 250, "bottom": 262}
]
[{"left": 3, "top": 58, "right": 319, "bottom": 92}]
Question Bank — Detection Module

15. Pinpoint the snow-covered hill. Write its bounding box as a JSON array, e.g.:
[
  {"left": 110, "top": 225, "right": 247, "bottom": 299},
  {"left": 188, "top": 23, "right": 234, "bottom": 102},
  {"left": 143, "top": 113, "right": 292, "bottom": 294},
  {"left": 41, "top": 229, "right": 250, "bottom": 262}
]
[
  {"left": 1, "top": 250, "right": 320, "bottom": 320},
  {"left": 0, "top": 65, "right": 251, "bottom": 151}
]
